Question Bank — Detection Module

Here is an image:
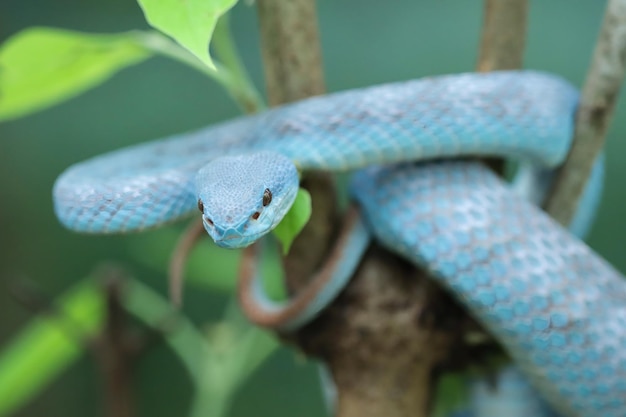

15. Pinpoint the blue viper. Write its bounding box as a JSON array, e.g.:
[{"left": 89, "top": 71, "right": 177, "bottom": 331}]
[{"left": 53, "top": 71, "right": 623, "bottom": 417}]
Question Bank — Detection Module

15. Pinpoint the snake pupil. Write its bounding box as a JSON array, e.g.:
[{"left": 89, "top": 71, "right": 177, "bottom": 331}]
[
  {"left": 263, "top": 188, "right": 272, "bottom": 206},
  {"left": 197, "top": 199, "right": 204, "bottom": 213}
]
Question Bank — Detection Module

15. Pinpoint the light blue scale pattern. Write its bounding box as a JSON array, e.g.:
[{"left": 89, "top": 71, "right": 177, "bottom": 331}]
[
  {"left": 52, "top": 69, "right": 624, "bottom": 416},
  {"left": 350, "top": 161, "right": 626, "bottom": 417},
  {"left": 53, "top": 71, "right": 577, "bottom": 233}
]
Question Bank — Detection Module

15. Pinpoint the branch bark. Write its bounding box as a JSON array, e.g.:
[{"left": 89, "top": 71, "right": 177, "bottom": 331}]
[
  {"left": 477, "top": 0, "right": 528, "bottom": 72},
  {"left": 256, "top": 0, "right": 325, "bottom": 105},
  {"left": 544, "top": 0, "right": 626, "bottom": 225},
  {"left": 92, "top": 267, "right": 139, "bottom": 417},
  {"left": 296, "top": 247, "right": 479, "bottom": 417},
  {"left": 477, "top": 0, "right": 528, "bottom": 174}
]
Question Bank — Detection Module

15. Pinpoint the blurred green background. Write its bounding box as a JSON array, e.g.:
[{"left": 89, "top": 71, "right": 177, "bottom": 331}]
[{"left": 1, "top": 1, "right": 625, "bottom": 416}]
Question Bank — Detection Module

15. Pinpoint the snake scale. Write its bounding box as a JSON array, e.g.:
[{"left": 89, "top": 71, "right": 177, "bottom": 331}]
[{"left": 53, "top": 71, "right": 626, "bottom": 417}]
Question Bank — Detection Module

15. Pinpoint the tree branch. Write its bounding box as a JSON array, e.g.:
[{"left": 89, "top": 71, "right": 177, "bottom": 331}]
[
  {"left": 251, "top": 3, "right": 529, "bottom": 417},
  {"left": 477, "top": 0, "right": 528, "bottom": 72},
  {"left": 544, "top": 0, "right": 626, "bottom": 225},
  {"left": 255, "top": 0, "right": 339, "bottom": 299},
  {"left": 477, "top": 0, "right": 528, "bottom": 174},
  {"left": 256, "top": 0, "right": 325, "bottom": 105}
]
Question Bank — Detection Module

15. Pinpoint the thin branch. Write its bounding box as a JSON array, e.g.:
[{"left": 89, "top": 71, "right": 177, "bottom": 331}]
[
  {"left": 91, "top": 267, "right": 138, "bottom": 417},
  {"left": 256, "top": 0, "right": 325, "bottom": 105},
  {"left": 477, "top": 0, "right": 528, "bottom": 174},
  {"left": 169, "top": 219, "right": 206, "bottom": 307},
  {"left": 477, "top": 0, "right": 528, "bottom": 72},
  {"left": 545, "top": 0, "right": 626, "bottom": 225}
]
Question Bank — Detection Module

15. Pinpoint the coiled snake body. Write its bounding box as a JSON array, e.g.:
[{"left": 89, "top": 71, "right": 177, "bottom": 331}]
[{"left": 53, "top": 71, "right": 626, "bottom": 416}]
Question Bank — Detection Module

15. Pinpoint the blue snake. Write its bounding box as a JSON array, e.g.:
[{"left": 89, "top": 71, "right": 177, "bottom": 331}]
[{"left": 52, "top": 71, "right": 626, "bottom": 417}]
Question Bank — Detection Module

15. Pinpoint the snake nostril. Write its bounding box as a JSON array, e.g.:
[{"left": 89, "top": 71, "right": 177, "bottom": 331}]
[{"left": 205, "top": 217, "right": 214, "bottom": 226}]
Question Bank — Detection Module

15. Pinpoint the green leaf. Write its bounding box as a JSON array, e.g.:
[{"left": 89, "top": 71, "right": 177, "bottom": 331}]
[
  {"left": 0, "top": 279, "right": 105, "bottom": 417},
  {"left": 0, "top": 27, "right": 151, "bottom": 122},
  {"left": 136, "top": 0, "right": 238, "bottom": 70},
  {"left": 272, "top": 188, "right": 312, "bottom": 255}
]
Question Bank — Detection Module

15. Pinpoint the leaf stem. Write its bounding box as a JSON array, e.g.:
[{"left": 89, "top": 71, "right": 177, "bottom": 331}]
[
  {"left": 212, "top": 15, "right": 264, "bottom": 113},
  {"left": 133, "top": 30, "right": 264, "bottom": 113},
  {"left": 122, "top": 278, "right": 208, "bottom": 383}
]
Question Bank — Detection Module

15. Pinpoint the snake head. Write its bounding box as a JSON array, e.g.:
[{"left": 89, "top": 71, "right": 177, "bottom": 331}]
[{"left": 195, "top": 151, "right": 299, "bottom": 249}]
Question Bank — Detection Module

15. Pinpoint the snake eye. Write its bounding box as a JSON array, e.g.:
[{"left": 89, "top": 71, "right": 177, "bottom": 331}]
[
  {"left": 263, "top": 188, "right": 272, "bottom": 207},
  {"left": 197, "top": 199, "right": 204, "bottom": 213},
  {"left": 251, "top": 212, "right": 261, "bottom": 220}
]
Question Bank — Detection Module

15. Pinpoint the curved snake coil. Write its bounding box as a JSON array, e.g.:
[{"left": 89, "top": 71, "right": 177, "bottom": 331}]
[
  {"left": 54, "top": 71, "right": 574, "bottom": 233},
  {"left": 351, "top": 161, "right": 623, "bottom": 417},
  {"left": 52, "top": 71, "right": 625, "bottom": 416}
]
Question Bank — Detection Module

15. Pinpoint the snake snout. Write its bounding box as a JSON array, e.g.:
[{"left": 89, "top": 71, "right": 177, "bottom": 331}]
[{"left": 212, "top": 227, "right": 250, "bottom": 249}]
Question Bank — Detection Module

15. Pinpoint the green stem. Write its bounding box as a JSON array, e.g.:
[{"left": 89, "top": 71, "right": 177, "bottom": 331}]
[
  {"left": 122, "top": 279, "right": 208, "bottom": 383},
  {"left": 190, "top": 383, "right": 231, "bottom": 417},
  {"left": 189, "top": 302, "right": 279, "bottom": 417},
  {"left": 212, "top": 15, "right": 264, "bottom": 113},
  {"left": 133, "top": 30, "right": 264, "bottom": 113}
]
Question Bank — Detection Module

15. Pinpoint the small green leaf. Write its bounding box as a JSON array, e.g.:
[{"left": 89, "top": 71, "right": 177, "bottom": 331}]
[
  {"left": 272, "top": 188, "right": 312, "bottom": 255},
  {"left": 0, "top": 279, "right": 105, "bottom": 417},
  {"left": 0, "top": 27, "right": 151, "bottom": 122},
  {"left": 136, "top": 0, "right": 238, "bottom": 70}
]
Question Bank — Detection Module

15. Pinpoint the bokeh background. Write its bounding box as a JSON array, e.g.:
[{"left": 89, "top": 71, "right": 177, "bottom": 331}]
[{"left": 1, "top": 1, "right": 624, "bottom": 417}]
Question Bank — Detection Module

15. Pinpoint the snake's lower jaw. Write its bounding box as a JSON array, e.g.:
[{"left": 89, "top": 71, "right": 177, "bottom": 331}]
[
  {"left": 211, "top": 232, "right": 256, "bottom": 249},
  {"left": 212, "top": 236, "right": 255, "bottom": 249},
  {"left": 204, "top": 221, "right": 268, "bottom": 249},
  {"left": 207, "top": 231, "right": 245, "bottom": 249}
]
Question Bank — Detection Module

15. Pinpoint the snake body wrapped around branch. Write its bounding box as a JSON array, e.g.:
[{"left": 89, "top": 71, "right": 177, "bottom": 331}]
[{"left": 53, "top": 71, "right": 624, "bottom": 417}]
